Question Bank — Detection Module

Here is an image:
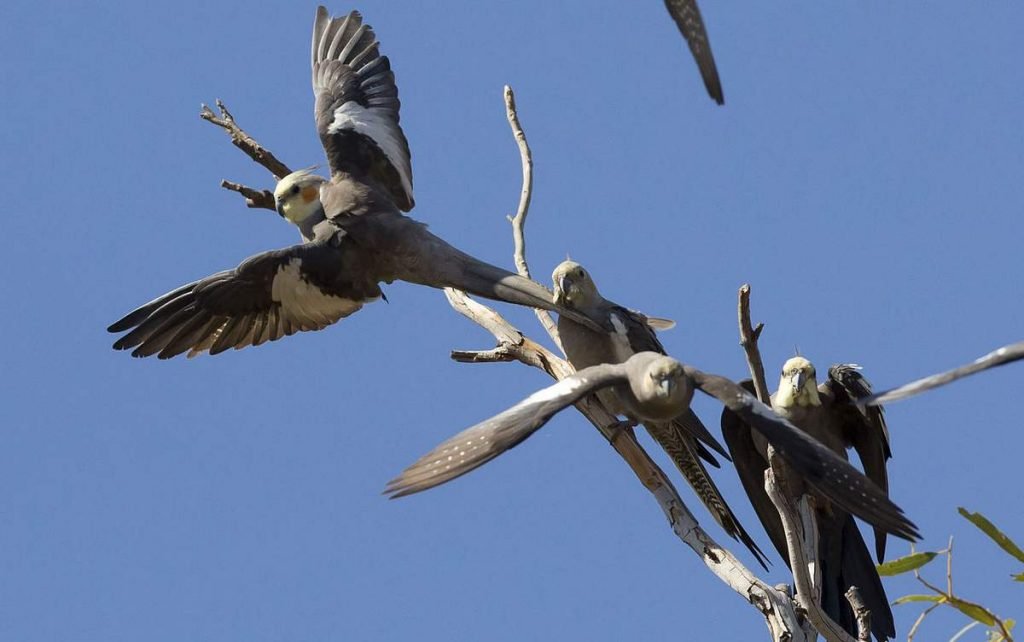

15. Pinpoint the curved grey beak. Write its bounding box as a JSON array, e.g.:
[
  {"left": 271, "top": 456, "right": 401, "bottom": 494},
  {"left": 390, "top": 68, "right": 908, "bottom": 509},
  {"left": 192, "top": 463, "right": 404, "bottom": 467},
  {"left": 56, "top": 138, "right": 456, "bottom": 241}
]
[{"left": 658, "top": 377, "right": 674, "bottom": 396}]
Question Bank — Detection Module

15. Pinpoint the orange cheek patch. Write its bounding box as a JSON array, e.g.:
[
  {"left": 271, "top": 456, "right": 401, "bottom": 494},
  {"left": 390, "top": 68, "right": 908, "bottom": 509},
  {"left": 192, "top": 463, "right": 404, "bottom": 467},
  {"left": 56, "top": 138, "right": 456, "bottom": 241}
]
[{"left": 302, "top": 186, "right": 319, "bottom": 203}]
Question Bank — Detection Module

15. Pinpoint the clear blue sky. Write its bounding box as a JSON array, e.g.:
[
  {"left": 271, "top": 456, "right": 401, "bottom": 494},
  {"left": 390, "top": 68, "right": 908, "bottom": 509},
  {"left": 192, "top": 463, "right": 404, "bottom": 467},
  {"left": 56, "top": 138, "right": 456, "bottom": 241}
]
[{"left": 2, "top": 1, "right": 1022, "bottom": 640}]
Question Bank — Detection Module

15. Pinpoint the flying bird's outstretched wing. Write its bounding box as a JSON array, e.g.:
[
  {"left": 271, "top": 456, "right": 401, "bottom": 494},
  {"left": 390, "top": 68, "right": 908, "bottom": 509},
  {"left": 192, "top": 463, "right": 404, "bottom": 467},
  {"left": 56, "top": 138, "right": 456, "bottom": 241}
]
[
  {"left": 859, "top": 340, "right": 1024, "bottom": 406},
  {"left": 662, "top": 0, "right": 724, "bottom": 104},
  {"left": 385, "top": 364, "right": 628, "bottom": 498},
  {"left": 824, "top": 364, "right": 892, "bottom": 561},
  {"left": 108, "top": 239, "right": 379, "bottom": 359},
  {"left": 693, "top": 367, "right": 920, "bottom": 543},
  {"left": 312, "top": 7, "right": 414, "bottom": 210}
]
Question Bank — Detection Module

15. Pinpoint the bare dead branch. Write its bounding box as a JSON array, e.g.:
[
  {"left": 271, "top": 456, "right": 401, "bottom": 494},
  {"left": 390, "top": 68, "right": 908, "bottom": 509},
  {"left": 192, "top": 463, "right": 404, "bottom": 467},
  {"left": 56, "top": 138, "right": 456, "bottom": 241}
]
[
  {"left": 219, "top": 179, "right": 277, "bottom": 211},
  {"left": 503, "top": 86, "right": 561, "bottom": 350},
  {"left": 200, "top": 100, "right": 293, "bottom": 178},
  {"left": 765, "top": 459, "right": 860, "bottom": 642},
  {"left": 844, "top": 586, "right": 872, "bottom": 642},
  {"left": 738, "top": 284, "right": 772, "bottom": 404},
  {"left": 200, "top": 99, "right": 292, "bottom": 210}
]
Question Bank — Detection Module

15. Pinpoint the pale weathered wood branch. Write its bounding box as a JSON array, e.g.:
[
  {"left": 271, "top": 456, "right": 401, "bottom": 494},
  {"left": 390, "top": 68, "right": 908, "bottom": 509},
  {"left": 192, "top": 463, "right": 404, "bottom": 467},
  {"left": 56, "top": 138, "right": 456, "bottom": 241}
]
[
  {"left": 503, "top": 86, "right": 561, "bottom": 350},
  {"left": 765, "top": 446, "right": 862, "bottom": 642},
  {"left": 738, "top": 284, "right": 772, "bottom": 405},
  {"left": 200, "top": 99, "right": 290, "bottom": 210},
  {"left": 844, "top": 587, "right": 872, "bottom": 642}
]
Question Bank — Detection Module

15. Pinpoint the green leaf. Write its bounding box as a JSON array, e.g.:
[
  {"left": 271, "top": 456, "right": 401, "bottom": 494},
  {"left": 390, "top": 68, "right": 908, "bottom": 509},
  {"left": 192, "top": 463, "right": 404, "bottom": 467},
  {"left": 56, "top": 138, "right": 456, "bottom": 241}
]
[
  {"left": 948, "top": 595, "right": 997, "bottom": 627},
  {"left": 1012, "top": 572, "right": 1024, "bottom": 582},
  {"left": 958, "top": 507, "right": 1024, "bottom": 563},
  {"left": 876, "top": 551, "right": 939, "bottom": 576},
  {"left": 893, "top": 594, "right": 944, "bottom": 605}
]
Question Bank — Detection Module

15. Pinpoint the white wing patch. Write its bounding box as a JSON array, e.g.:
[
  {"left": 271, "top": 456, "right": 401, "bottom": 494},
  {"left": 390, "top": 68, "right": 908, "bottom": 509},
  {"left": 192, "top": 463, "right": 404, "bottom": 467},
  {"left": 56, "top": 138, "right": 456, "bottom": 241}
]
[
  {"left": 271, "top": 258, "right": 365, "bottom": 329},
  {"left": 522, "top": 375, "right": 588, "bottom": 405},
  {"left": 327, "top": 102, "right": 413, "bottom": 202},
  {"left": 608, "top": 313, "right": 635, "bottom": 363}
]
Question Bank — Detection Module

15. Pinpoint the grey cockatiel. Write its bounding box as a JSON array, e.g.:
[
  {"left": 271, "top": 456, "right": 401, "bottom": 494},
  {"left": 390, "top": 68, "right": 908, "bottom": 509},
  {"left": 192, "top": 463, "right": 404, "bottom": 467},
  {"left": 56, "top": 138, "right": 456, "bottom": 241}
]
[
  {"left": 107, "top": 8, "right": 599, "bottom": 359},
  {"left": 721, "top": 357, "right": 897, "bottom": 641},
  {"left": 662, "top": 0, "right": 724, "bottom": 104},
  {"left": 550, "top": 260, "right": 768, "bottom": 565},
  {"left": 385, "top": 351, "right": 921, "bottom": 564}
]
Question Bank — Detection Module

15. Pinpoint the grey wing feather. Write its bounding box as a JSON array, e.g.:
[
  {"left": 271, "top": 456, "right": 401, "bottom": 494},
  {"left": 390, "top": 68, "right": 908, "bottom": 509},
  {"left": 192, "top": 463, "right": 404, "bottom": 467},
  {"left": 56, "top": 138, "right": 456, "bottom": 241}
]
[
  {"left": 687, "top": 367, "right": 920, "bottom": 542},
  {"left": 825, "top": 364, "right": 892, "bottom": 561},
  {"left": 385, "top": 364, "right": 628, "bottom": 498},
  {"left": 662, "top": 0, "right": 724, "bottom": 104},
  {"left": 859, "top": 340, "right": 1024, "bottom": 406},
  {"left": 312, "top": 7, "right": 413, "bottom": 210},
  {"left": 108, "top": 240, "right": 376, "bottom": 359}
]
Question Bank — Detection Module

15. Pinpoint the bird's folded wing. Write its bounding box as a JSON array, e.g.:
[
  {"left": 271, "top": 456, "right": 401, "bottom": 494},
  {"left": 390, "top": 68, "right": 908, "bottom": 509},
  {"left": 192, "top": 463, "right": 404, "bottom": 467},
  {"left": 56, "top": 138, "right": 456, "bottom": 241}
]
[
  {"left": 825, "top": 364, "right": 892, "bottom": 561},
  {"left": 385, "top": 363, "right": 628, "bottom": 498},
  {"left": 662, "top": 0, "right": 724, "bottom": 104},
  {"left": 312, "top": 7, "right": 414, "bottom": 210},
  {"left": 108, "top": 240, "right": 377, "bottom": 359},
  {"left": 858, "top": 340, "right": 1024, "bottom": 406},
  {"left": 688, "top": 366, "right": 920, "bottom": 542}
]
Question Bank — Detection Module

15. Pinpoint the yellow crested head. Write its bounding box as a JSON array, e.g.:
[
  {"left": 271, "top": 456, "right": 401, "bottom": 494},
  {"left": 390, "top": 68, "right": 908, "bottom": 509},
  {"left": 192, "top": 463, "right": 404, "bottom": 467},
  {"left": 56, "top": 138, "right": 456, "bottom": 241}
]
[
  {"left": 775, "top": 356, "right": 821, "bottom": 408},
  {"left": 274, "top": 170, "right": 326, "bottom": 225}
]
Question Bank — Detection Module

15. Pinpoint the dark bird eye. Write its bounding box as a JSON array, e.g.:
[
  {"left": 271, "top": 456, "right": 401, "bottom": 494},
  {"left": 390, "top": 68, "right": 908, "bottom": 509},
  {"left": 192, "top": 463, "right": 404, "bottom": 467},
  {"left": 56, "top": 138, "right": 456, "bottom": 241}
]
[{"left": 290, "top": 185, "right": 300, "bottom": 195}]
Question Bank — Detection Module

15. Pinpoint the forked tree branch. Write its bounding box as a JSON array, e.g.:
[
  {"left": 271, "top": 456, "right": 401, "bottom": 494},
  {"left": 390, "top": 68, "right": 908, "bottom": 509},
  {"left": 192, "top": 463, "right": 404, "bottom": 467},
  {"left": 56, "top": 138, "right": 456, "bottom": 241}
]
[
  {"left": 200, "top": 99, "right": 290, "bottom": 210},
  {"left": 738, "top": 284, "right": 771, "bottom": 405}
]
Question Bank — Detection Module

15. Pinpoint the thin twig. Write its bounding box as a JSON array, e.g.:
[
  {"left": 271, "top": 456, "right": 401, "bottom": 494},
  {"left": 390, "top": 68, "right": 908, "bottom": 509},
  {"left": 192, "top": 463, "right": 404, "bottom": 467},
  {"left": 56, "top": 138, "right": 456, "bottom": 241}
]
[
  {"left": 738, "top": 284, "right": 771, "bottom": 404},
  {"left": 503, "top": 86, "right": 561, "bottom": 350},
  {"left": 200, "top": 99, "right": 292, "bottom": 210},
  {"left": 907, "top": 602, "right": 942, "bottom": 642}
]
